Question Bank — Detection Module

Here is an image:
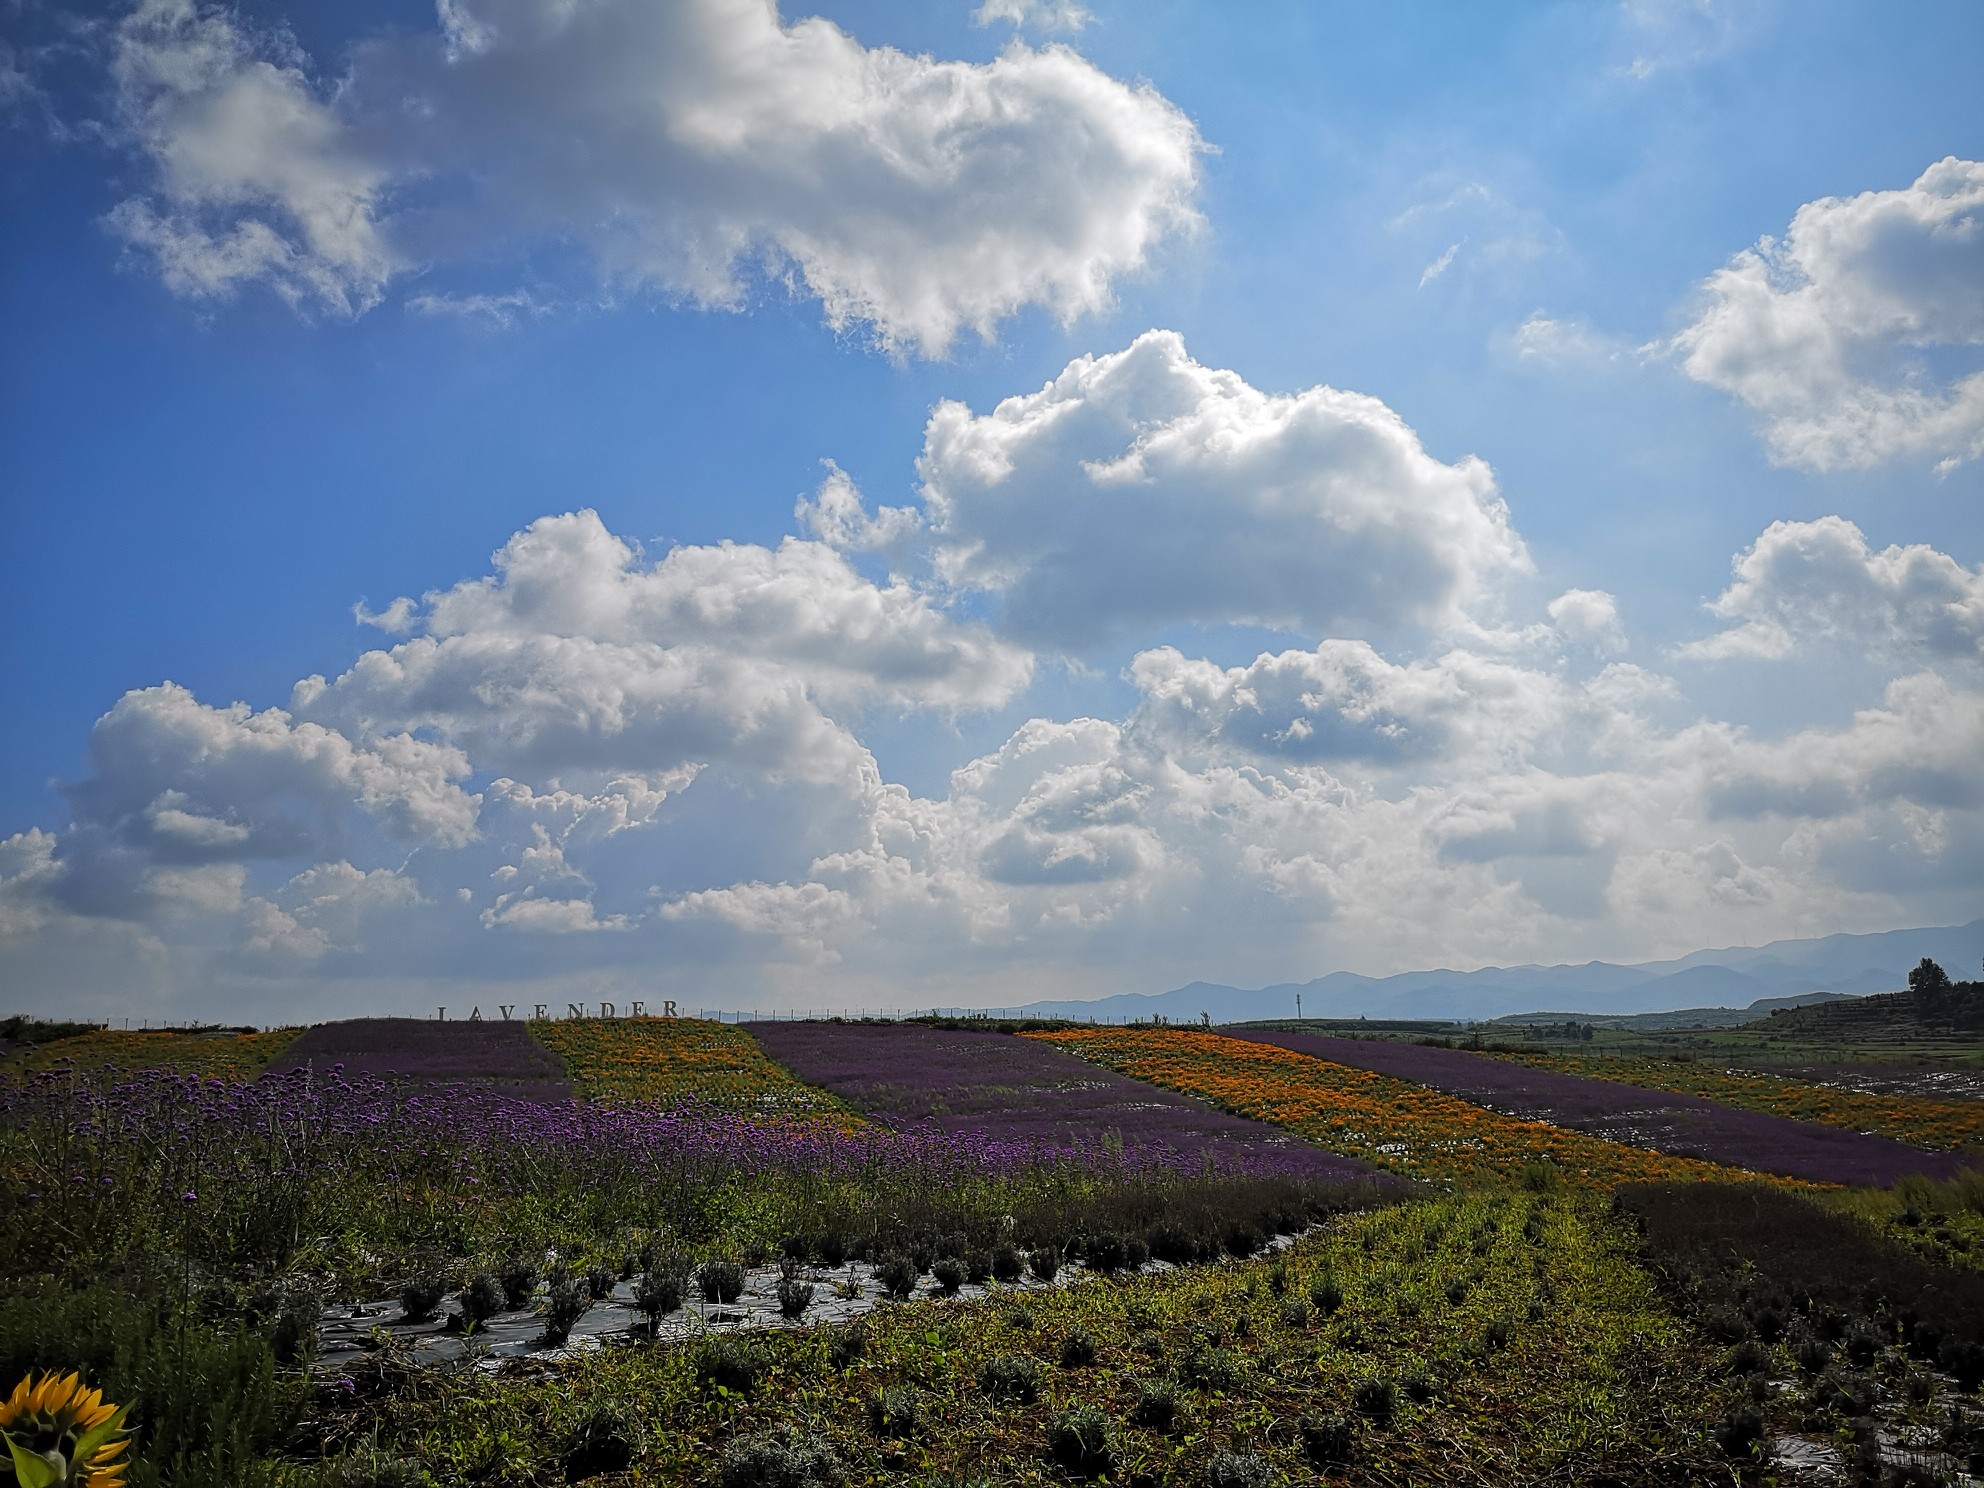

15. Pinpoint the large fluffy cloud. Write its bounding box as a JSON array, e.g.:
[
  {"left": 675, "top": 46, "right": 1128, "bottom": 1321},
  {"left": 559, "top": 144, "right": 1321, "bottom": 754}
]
[
  {"left": 1682, "top": 517, "right": 1984, "bottom": 663},
  {"left": 6, "top": 509, "right": 1028, "bottom": 958},
  {"left": 1672, "top": 157, "right": 1984, "bottom": 471},
  {"left": 9, "top": 359, "right": 1984, "bottom": 1013},
  {"left": 806, "top": 331, "right": 1530, "bottom": 647},
  {"left": 105, "top": 0, "right": 1203, "bottom": 354},
  {"left": 297, "top": 512, "right": 1030, "bottom": 788}
]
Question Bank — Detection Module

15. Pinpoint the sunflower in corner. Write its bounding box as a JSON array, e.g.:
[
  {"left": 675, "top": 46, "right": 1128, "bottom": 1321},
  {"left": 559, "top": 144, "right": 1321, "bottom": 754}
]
[{"left": 0, "top": 1373, "right": 130, "bottom": 1488}]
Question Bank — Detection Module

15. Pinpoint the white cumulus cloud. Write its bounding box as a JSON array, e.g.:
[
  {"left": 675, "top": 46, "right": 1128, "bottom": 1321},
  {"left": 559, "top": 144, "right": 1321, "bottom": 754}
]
[
  {"left": 818, "top": 331, "right": 1529, "bottom": 648},
  {"left": 105, "top": 0, "right": 1203, "bottom": 355},
  {"left": 1672, "top": 157, "right": 1984, "bottom": 471},
  {"left": 1682, "top": 517, "right": 1984, "bottom": 663}
]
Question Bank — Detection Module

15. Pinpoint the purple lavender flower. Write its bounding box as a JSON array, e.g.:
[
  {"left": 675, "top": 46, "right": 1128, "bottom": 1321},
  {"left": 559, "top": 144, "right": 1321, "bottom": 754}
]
[{"left": 747, "top": 1021, "right": 1380, "bottom": 1183}]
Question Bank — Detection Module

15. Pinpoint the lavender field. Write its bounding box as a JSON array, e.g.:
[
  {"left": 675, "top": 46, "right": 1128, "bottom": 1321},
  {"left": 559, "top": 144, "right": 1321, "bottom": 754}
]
[
  {"left": 747, "top": 1019, "right": 1382, "bottom": 1183},
  {"left": 9, "top": 1013, "right": 1984, "bottom": 1488},
  {"left": 1230, "top": 1028, "right": 1977, "bottom": 1187},
  {"left": 273, "top": 1016, "right": 574, "bottom": 1100}
]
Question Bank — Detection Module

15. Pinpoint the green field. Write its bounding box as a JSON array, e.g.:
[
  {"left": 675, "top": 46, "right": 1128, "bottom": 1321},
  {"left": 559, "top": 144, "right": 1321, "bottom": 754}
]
[{"left": 4, "top": 1013, "right": 1982, "bottom": 1487}]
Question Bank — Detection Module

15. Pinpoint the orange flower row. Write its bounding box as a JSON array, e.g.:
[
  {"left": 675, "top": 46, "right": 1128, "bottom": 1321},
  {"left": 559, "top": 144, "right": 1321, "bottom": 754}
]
[
  {"left": 530, "top": 1017, "right": 855, "bottom": 1123},
  {"left": 1481, "top": 1049, "right": 1984, "bottom": 1154},
  {"left": 1027, "top": 1027, "right": 1789, "bottom": 1191},
  {"left": 3, "top": 1027, "right": 299, "bottom": 1081}
]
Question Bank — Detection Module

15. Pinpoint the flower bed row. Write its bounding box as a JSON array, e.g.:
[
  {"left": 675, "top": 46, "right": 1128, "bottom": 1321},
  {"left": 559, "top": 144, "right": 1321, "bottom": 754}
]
[
  {"left": 535, "top": 1017, "right": 853, "bottom": 1120},
  {"left": 748, "top": 1020, "right": 1381, "bottom": 1182},
  {"left": 276, "top": 1017, "right": 573, "bottom": 1099},
  {"left": 0, "top": 1027, "right": 299, "bottom": 1081},
  {"left": 1225, "top": 1029, "right": 1974, "bottom": 1187},
  {"left": 318, "top": 1190, "right": 1729, "bottom": 1488},
  {"left": 1480, "top": 1048, "right": 1984, "bottom": 1155},
  {"left": 1028, "top": 1028, "right": 1771, "bottom": 1189}
]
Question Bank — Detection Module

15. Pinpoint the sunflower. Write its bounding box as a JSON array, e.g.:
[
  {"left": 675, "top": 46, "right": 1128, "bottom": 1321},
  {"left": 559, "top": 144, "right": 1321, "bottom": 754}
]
[{"left": 0, "top": 1372, "right": 130, "bottom": 1488}]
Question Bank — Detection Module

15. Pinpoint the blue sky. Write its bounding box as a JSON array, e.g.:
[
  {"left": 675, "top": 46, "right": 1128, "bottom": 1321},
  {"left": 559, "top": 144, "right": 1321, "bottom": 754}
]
[{"left": 2, "top": 0, "right": 1981, "bottom": 1020}]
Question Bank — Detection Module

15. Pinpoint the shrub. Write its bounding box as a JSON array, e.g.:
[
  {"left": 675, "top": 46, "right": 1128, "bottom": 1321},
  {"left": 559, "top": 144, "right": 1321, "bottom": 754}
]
[
  {"left": 1727, "top": 1340, "right": 1770, "bottom": 1376},
  {"left": 1130, "top": 1379, "right": 1177, "bottom": 1429},
  {"left": 1618, "top": 1182, "right": 1984, "bottom": 1385},
  {"left": 1180, "top": 1342, "right": 1242, "bottom": 1391},
  {"left": 699, "top": 1259, "right": 747, "bottom": 1305},
  {"left": 1060, "top": 1327, "right": 1098, "bottom": 1367},
  {"left": 1125, "top": 1237, "right": 1150, "bottom": 1272},
  {"left": 817, "top": 1231, "right": 850, "bottom": 1268},
  {"left": 718, "top": 1428, "right": 842, "bottom": 1488},
  {"left": 584, "top": 1265, "right": 617, "bottom": 1301},
  {"left": 978, "top": 1355, "right": 1042, "bottom": 1404},
  {"left": 457, "top": 1272, "right": 506, "bottom": 1329},
  {"left": 1007, "top": 1304, "right": 1036, "bottom": 1332},
  {"left": 1517, "top": 1161, "right": 1562, "bottom": 1193},
  {"left": 562, "top": 1403, "right": 642, "bottom": 1482},
  {"left": 1843, "top": 1324, "right": 1883, "bottom": 1368},
  {"left": 1149, "top": 1224, "right": 1198, "bottom": 1264},
  {"left": 1792, "top": 1330, "right": 1832, "bottom": 1374},
  {"left": 1085, "top": 1233, "right": 1128, "bottom": 1275},
  {"left": 828, "top": 1323, "right": 867, "bottom": 1370},
  {"left": 1813, "top": 1370, "right": 1878, "bottom": 1417},
  {"left": 932, "top": 1257, "right": 966, "bottom": 1296},
  {"left": 1353, "top": 1376, "right": 1395, "bottom": 1422},
  {"left": 265, "top": 1289, "right": 320, "bottom": 1365},
  {"left": 868, "top": 1384, "right": 923, "bottom": 1440},
  {"left": 1266, "top": 1261, "right": 1290, "bottom": 1296},
  {"left": 1279, "top": 1298, "right": 1310, "bottom": 1329},
  {"left": 540, "top": 1277, "right": 594, "bottom": 1346},
  {"left": 1444, "top": 1279, "right": 1469, "bottom": 1306},
  {"left": 329, "top": 1445, "right": 428, "bottom": 1488},
  {"left": 1029, "top": 1245, "right": 1062, "bottom": 1283},
  {"left": 1483, "top": 1318, "right": 1512, "bottom": 1353},
  {"left": 1701, "top": 1307, "right": 1750, "bottom": 1344},
  {"left": 1298, "top": 1412, "right": 1355, "bottom": 1466},
  {"left": 697, "top": 1336, "right": 767, "bottom": 1396},
  {"left": 1223, "top": 1223, "right": 1265, "bottom": 1259},
  {"left": 1943, "top": 1338, "right": 1984, "bottom": 1392},
  {"left": 635, "top": 1260, "right": 688, "bottom": 1328},
  {"left": 497, "top": 1257, "right": 540, "bottom": 1311},
  {"left": 1310, "top": 1276, "right": 1343, "bottom": 1315},
  {"left": 397, "top": 1277, "right": 446, "bottom": 1324},
  {"left": 1716, "top": 1406, "right": 1763, "bottom": 1459},
  {"left": 1400, "top": 1371, "right": 1433, "bottom": 1404},
  {"left": 875, "top": 1254, "right": 917, "bottom": 1300},
  {"left": 990, "top": 1243, "right": 1025, "bottom": 1283},
  {"left": 1046, "top": 1407, "right": 1115, "bottom": 1479},
  {"left": 1204, "top": 1451, "right": 1270, "bottom": 1488},
  {"left": 775, "top": 1276, "right": 815, "bottom": 1319}
]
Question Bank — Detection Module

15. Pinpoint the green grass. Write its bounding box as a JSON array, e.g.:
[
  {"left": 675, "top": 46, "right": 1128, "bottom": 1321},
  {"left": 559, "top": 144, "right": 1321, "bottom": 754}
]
[{"left": 326, "top": 1193, "right": 1726, "bottom": 1487}]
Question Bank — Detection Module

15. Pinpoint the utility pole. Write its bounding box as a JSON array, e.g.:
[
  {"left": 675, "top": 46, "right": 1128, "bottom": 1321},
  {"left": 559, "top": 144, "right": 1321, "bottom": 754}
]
[{"left": 1296, "top": 992, "right": 1302, "bottom": 1022}]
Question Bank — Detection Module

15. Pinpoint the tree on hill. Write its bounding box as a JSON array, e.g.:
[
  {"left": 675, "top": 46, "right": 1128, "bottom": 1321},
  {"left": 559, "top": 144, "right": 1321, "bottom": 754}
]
[{"left": 1908, "top": 957, "right": 1984, "bottom": 1028}]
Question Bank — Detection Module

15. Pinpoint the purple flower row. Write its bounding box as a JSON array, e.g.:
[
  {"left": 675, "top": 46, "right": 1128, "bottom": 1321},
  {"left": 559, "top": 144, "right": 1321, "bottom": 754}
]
[
  {"left": 1, "top": 1058, "right": 1327, "bottom": 1197},
  {"left": 272, "top": 1017, "right": 573, "bottom": 1098},
  {"left": 747, "top": 1021, "right": 1381, "bottom": 1184},
  {"left": 1229, "top": 1029, "right": 1976, "bottom": 1187}
]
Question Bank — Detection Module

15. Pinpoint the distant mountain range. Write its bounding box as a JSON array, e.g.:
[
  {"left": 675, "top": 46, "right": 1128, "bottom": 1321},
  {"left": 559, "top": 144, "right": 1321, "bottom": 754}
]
[{"left": 991, "top": 919, "right": 1984, "bottom": 1025}]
